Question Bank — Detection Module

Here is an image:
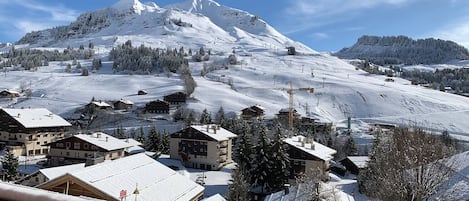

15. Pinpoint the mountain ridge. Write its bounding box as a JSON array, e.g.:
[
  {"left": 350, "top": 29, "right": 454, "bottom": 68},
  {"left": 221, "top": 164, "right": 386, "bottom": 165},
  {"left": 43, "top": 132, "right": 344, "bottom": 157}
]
[{"left": 334, "top": 35, "right": 469, "bottom": 65}]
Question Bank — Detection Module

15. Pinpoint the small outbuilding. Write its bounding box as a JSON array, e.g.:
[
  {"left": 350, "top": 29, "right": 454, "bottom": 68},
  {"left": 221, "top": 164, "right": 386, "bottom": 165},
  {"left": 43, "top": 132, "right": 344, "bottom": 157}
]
[{"left": 113, "top": 99, "right": 133, "bottom": 110}]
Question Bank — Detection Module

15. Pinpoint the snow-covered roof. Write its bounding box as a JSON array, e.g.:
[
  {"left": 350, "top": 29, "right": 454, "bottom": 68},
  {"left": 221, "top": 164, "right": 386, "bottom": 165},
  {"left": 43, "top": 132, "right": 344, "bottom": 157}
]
[
  {"left": 125, "top": 145, "right": 145, "bottom": 155},
  {"left": 117, "top": 99, "right": 133, "bottom": 105},
  {"left": 91, "top": 101, "right": 112, "bottom": 107},
  {"left": 1, "top": 89, "right": 20, "bottom": 94},
  {"left": 190, "top": 125, "right": 237, "bottom": 141},
  {"left": 283, "top": 135, "right": 336, "bottom": 161},
  {"left": 347, "top": 156, "right": 370, "bottom": 169},
  {"left": 121, "top": 138, "right": 142, "bottom": 146},
  {"left": 202, "top": 194, "right": 226, "bottom": 201},
  {"left": 1, "top": 108, "right": 71, "bottom": 128},
  {"left": 47, "top": 153, "right": 204, "bottom": 201},
  {"left": 40, "top": 163, "right": 86, "bottom": 181},
  {"left": 74, "top": 132, "right": 134, "bottom": 151},
  {"left": 0, "top": 182, "right": 97, "bottom": 201}
]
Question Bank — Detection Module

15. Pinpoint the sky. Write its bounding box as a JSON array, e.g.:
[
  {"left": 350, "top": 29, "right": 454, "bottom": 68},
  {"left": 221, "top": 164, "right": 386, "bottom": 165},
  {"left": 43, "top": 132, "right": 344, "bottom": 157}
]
[{"left": 0, "top": 0, "right": 469, "bottom": 52}]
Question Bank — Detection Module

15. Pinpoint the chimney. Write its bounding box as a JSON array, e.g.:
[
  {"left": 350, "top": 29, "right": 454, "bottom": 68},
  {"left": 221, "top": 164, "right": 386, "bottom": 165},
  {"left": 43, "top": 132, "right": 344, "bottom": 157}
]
[
  {"left": 105, "top": 136, "right": 108, "bottom": 142},
  {"left": 310, "top": 142, "right": 315, "bottom": 150},
  {"left": 212, "top": 125, "right": 217, "bottom": 134},
  {"left": 206, "top": 125, "right": 209, "bottom": 132},
  {"left": 17, "top": 113, "right": 21, "bottom": 118},
  {"left": 96, "top": 133, "right": 101, "bottom": 138}
]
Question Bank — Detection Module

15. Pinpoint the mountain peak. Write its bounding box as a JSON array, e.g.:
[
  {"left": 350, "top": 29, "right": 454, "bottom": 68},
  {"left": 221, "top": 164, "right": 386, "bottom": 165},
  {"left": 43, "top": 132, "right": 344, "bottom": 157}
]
[
  {"left": 188, "top": 0, "right": 221, "bottom": 12},
  {"left": 111, "top": 0, "right": 159, "bottom": 14}
]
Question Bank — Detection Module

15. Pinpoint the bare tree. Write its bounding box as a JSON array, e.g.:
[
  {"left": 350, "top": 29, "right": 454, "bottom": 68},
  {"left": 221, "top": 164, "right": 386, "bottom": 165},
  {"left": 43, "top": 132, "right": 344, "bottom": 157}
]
[{"left": 359, "top": 128, "right": 458, "bottom": 201}]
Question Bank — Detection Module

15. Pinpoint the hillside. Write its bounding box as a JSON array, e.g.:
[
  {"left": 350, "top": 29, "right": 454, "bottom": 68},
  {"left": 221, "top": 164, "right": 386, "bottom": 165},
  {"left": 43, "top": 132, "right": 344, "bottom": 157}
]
[
  {"left": 1, "top": 0, "right": 469, "bottom": 140},
  {"left": 334, "top": 35, "right": 469, "bottom": 65}
]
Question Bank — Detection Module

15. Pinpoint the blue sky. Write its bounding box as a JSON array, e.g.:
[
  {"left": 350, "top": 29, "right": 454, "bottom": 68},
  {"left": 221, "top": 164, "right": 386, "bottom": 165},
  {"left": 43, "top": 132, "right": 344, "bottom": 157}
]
[{"left": 0, "top": 0, "right": 469, "bottom": 52}]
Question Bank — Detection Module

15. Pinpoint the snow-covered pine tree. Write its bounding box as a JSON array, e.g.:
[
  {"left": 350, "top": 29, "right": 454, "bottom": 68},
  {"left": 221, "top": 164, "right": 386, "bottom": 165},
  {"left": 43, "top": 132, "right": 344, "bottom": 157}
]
[
  {"left": 1, "top": 148, "right": 18, "bottom": 181},
  {"left": 234, "top": 125, "right": 253, "bottom": 171},
  {"left": 268, "top": 126, "right": 290, "bottom": 191},
  {"left": 250, "top": 126, "right": 273, "bottom": 193},
  {"left": 226, "top": 165, "right": 250, "bottom": 201},
  {"left": 146, "top": 126, "right": 160, "bottom": 152},
  {"left": 215, "top": 106, "right": 225, "bottom": 125},
  {"left": 199, "top": 109, "right": 212, "bottom": 124}
]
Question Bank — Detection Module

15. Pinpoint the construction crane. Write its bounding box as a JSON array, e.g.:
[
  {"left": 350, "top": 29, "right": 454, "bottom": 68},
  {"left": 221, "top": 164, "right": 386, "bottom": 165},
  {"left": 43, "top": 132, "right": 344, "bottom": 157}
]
[{"left": 237, "top": 81, "right": 314, "bottom": 129}]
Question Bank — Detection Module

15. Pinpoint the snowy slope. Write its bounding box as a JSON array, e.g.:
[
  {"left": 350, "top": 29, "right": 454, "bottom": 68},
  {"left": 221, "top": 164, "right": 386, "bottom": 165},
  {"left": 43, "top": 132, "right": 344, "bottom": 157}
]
[{"left": 2, "top": 0, "right": 469, "bottom": 138}]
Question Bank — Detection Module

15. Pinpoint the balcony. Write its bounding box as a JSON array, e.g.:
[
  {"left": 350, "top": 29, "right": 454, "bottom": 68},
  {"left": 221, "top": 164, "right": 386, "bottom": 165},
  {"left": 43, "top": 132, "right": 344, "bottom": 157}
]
[
  {"left": 219, "top": 141, "right": 228, "bottom": 148},
  {"left": 219, "top": 148, "right": 227, "bottom": 155}
]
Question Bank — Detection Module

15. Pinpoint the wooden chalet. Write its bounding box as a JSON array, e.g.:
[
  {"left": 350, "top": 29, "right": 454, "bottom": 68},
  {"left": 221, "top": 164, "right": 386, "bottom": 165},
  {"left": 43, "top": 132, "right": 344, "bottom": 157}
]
[
  {"left": 163, "top": 92, "right": 187, "bottom": 105},
  {"left": 138, "top": 90, "right": 148, "bottom": 95},
  {"left": 276, "top": 108, "right": 301, "bottom": 127},
  {"left": 46, "top": 132, "right": 134, "bottom": 166},
  {"left": 0, "top": 108, "right": 71, "bottom": 157},
  {"left": 86, "top": 101, "right": 112, "bottom": 110},
  {"left": 113, "top": 99, "right": 133, "bottom": 110},
  {"left": 0, "top": 89, "right": 20, "bottom": 98},
  {"left": 145, "top": 99, "right": 169, "bottom": 114},
  {"left": 241, "top": 105, "right": 265, "bottom": 120},
  {"left": 283, "top": 135, "right": 336, "bottom": 181}
]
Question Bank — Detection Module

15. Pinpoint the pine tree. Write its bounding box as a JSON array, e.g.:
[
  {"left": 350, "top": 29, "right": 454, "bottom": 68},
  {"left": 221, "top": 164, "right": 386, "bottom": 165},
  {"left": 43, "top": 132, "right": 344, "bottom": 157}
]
[
  {"left": 250, "top": 127, "right": 272, "bottom": 193},
  {"left": 268, "top": 126, "right": 290, "bottom": 191},
  {"left": 234, "top": 125, "right": 253, "bottom": 171},
  {"left": 226, "top": 166, "right": 250, "bottom": 201},
  {"left": 137, "top": 127, "right": 146, "bottom": 144},
  {"left": 145, "top": 126, "right": 160, "bottom": 152},
  {"left": 215, "top": 106, "right": 225, "bottom": 125},
  {"left": 1, "top": 148, "right": 18, "bottom": 181},
  {"left": 199, "top": 109, "right": 211, "bottom": 124},
  {"left": 160, "top": 130, "right": 170, "bottom": 154},
  {"left": 129, "top": 128, "right": 137, "bottom": 140}
]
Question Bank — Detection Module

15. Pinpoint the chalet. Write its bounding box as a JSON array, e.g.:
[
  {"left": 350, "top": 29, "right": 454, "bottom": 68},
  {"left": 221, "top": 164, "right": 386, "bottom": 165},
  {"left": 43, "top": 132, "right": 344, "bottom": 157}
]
[
  {"left": 37, "top": 153, "right": 204, "bottom": 201},
  {"left": 16, "top": 163, "right": 86, "bottom": 187},
  {"left": 0, "top": 89, "right": 20, "bottom": 98},
  {"left": 283, "top": 135, "right": 336, "bottom": 181},
  {"left": 163, "top": 92, "right": 187, "bottom": 105},
  {"left": 0, "top": 108, "right": 71, "bottom": 157},
  {"left": 113, "top": 99, "right": 133, "bottom": 110},
  {"left": 276, "top": 108, "right": 301, "bottom": 127},
  {"left": 46, "top": 132, "right": 136, "bottom": 166},
  {"left": 339, "top": 156, "right": 369, "bottom": 175},
  {"left": 170, "top": 124, "right": 237, "bottom": 170},
  {"left": 241, "top": 105, "right": 265, "bottom": 121},
  {"left": 86, "top": 101, "right": 112, "bottom": 110},
  {"left": 145, "top": 99, "right": 169, "bottom": 114},
  {"left": 137, "top": 90, "right": 148, "bottom": 95}
]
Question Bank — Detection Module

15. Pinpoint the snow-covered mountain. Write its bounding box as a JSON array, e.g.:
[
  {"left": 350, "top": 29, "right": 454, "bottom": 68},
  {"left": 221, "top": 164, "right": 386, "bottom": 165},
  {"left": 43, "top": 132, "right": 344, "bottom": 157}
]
[
  {"left": 334, "top": 35, "right": 469, "bottom": 65},
  {"left": 3, "top": 0, "right": 469, "bottom": 139}
]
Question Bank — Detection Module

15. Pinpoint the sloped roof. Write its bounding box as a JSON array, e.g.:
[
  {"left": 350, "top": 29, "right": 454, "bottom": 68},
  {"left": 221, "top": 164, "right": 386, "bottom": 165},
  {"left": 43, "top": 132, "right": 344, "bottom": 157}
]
[
  {"left": 0, "top": 182, "right": 97, "bottom": 201},
  {"left": 40, "top": 163, "right": 86, "bottom": 181},
  {"left": 116, "top": 99, "right": 133, "bottom": 105},
  {"left": 283, "top": 135, "right": 336, "bottom": 161},
  {"left": 347, "top": 156, "right": 370, "bottom": 169},
  {"left": 190, "top": 125, "right": 237, "bottom": 141},
  {"left": 73, "top": 133, "right": 134, "bottom": 151},
  {"left": 44, "top": 154, "right": 204, "bottom": 201},
  {"left": 1, "top": 108, "right": 71, "bottom": 128},
  {"left": 0, "top": 89, "right": 20, "bottom": 94},
  {"left": 202, "top": 194, "right": 226, "bottom": 201},
  {"left": 91, "top": 101, "right": 112, "bottom": 107}
]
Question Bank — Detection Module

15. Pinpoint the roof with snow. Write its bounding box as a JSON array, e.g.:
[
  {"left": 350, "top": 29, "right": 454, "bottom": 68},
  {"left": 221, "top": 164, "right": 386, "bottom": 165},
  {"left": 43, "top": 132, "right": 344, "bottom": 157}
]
[
  {"left": 347, "top": 156, "right": 370, "bottom": 169},
  {"left": 40, "top": 163, "right": 86, "bottom": 181},
  {"left": 116, "top": 99, "right": 133, "bottom": 105},
  {"left": 0, "top": 89, "right": 20, "bottom": 94},
  {"left": 72, "top": 132, "right": 134, "bottom": 151},
  {"left": 90, "top": 101, "right": 112, "bottom": 108},
  {"left": 283, "top": 135, "right": 336, "bottom": 161},
  {"left": 0, "top": 182, "right": 97, "bottom": 201},
  {"left": 190, "top": 125, "right": 237, "bottom": 141},
  {"left": 40, "top": 153, "right": 204, "bottom": 201},
  {"left": 1, "top": 108, "right": 71, "bottom": 128},
  {"left": 202, "top": 194, "right": 226, "bottom": 201}
]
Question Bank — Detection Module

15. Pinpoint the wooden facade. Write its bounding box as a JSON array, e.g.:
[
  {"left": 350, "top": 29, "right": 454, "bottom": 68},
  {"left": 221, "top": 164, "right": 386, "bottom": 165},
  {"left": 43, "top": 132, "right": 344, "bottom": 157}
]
[
  {"left": 145, "top": 100, "right": 169, "bottom": 114},
  {"left": 113, "top": 100, "right": 133, "bottom": 110},
  {"left": 241, "top": 105, "right": 265, "bottom": 120},
  {"left": 286, "top": 144, "right": 331, "bottom": 181},
  {"left": 163, "top": 92, "right": 187, "bottom": 105},
  {"left": 0, "top": 90, "right": 20, "bottom": 98}
]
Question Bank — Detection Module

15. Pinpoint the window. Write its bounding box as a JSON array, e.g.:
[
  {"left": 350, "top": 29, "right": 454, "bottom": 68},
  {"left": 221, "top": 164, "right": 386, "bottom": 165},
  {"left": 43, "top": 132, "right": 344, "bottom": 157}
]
[
  {"left": 36, "top": 142, "right": 40, "bottom": 145},
  {"left": 74, "top": 142, "right": 80, "bottom": 149},
  {"left": 43, "top": 134, "right": 48, "bottom": 138},
  {"left": 43, "top": 141, "right": 47, "bottom": 144},
  {"left": 84, "top": 143, "right": 89, "bottom": 149},
  {"left": 66, "top": 152, "right": 70, "bottom": 156},
  {"left": 118, "top": 151, "right": 122, "bottom": 157},
  {"left": 91, "top": 145, "right": 98, "bottom": 150},
  {"left": 56, "top": 143, "right": 64, "bottom": 148},
  {"left": 66, "top": 142, "right": 71, "bottom": 148},
  {"left": 35, "top": 177, "right": 39, "bottom": 182}
]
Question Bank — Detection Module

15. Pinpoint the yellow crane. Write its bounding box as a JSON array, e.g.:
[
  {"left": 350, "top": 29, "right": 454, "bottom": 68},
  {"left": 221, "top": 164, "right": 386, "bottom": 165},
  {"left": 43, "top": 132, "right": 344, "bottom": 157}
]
[{"left": 237, "top": 81, "right": 314, "bottom": 129}]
